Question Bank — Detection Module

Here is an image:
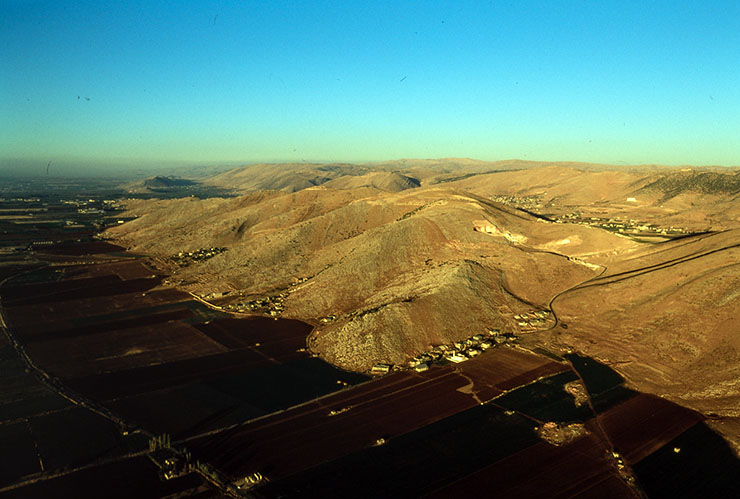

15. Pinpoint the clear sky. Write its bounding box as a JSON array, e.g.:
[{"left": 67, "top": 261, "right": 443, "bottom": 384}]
[{"left": 2, "top": 0, "right": 739, "bottom": 174}]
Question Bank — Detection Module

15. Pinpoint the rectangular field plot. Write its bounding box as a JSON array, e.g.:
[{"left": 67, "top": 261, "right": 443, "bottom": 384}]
[
  {"left": 1, "top": 275, "right": 162, "bottom": 306},
  {"left": 565, "top": 353, "right": 625, "bottom": 397},
  {"left": 194, "top": 317, "right": 313, "bottom": 355},
  {"left": 4, "top": 288, "right": 190, "bottom": 331},
  {"left": 58, "top": 260, "right": 159, "bottom": 282},
  {"left": 18, "top": 308, "right": 194, "bottom": 343},
  {"left": 28, "top": 406, "right": 148, "bottom": 472},
  {"left": 564, "top": 354, "right": 641, "bottom": 414},
  {"left": 0, "top": 266, "right": 65, "bottom": 286},
  {"left": 255, "top": 404, "right": 541, "bottom": 499},
  {"left": 65, "top": 349, "right": 270, "bottom": 400},
  {"left": 0, "top": 421, "right": 42, "bottom": 487},
  {"left": 2, "top": 274, "right": 118, "bottom": 302},
  {"left": 188, "top": 348, "right": 576, "bottom": 485},
  {"left": 40, "top": 241, "right": 126, "bottom": 256},
  {"left": 104, "top": 382, "right": 263, "bottom": 438},
  {"left": 0, "top": 456, "right": 222, "bottom": 499},
  {"left": 0, "top": 263, "right": 45, "bottom": 283},
  {"left": 0, "top": 342, "right": 71, "bottom": 422},
  {"left": 425, "top": 426, "right": 637, "bottom": 499},
  {"left": 189, "top": 367, "right": 478, "bottom": 482},
  {"left": 591, "top": 385, "right": 638, "bottom": 413},
  {"left": 494, "top": 371, "right": 594, "bottom": 423},
  {"left": 25, "top": 320, "right": 227, "bottom": 378},
  {"left": 598, "top": 393, "right": 705, "bottom": 463},
  {"left": 0, "top": 374, "right": 71, "bottom": 423},
  {"left": 46, "top": 298, "right": 217, "bottom": 334},
  {"left": 104, "top": 357, "right": 368, "bottom": 439},
  {"left": 634, "top": 423, "right": 740, "bottom": 498},
  {"left": 456, "top": 346, "right": 569, "bottom": 401}
]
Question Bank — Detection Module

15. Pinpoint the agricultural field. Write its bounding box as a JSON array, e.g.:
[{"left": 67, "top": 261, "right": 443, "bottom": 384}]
[
  {"left": 243, "top": 351, "right": 739, "bottom": 498},
  {"left": 2, "top": 190, "right": 739, "bottom": 498},
  {"left": 0, "top": 211, "right": 371, "bottom": 493},
  {"left": 0, "top": 456, "right": 224, "bottom": 499}
]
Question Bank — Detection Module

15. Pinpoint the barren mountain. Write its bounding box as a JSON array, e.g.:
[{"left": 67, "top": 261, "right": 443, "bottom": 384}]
[
  {"left": 203, "top": 163, "right": 367, "bottom": 192},
  {"left": 201, "top": 161, "right": 740, "bottom": 230},
  {"left": 539, "top": 229, "right": 740, "bottom": 422},
  {"left": 108, "top": 185, "right": 637, "bottom": 369},
  {"left": 123, "top": 175, "right": 232, "bottom": 198},
  {"left": 199, "top": 158, "right": 638, "bottom": 193},
  {"left": 321, "top": 171, "right": 421, "bottom": 192},
  {"left": 124, "top": 175, "right": 196, "bottom": 193},
  {"left": 106, "top": 160, "right": 740, "bottom": 451},
  {"left": 447, "top": 166, "right": 740, "bottom": 231},
  {"left": 640, "top": 170, "right": 740, "bottom": 198}
]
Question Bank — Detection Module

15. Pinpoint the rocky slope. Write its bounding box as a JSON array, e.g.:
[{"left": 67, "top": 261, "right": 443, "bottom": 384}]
[
  {"left": 543, "top": 230, "right": 740, "bottom": 417},
  {"left": 107, "top": 160, "right": 740, "bottom": 451},
  {"left": 321, "top": 171, "right": 421, "bottom": 192},
  {"left": 108, "top": 185, "right": 635, "bottom": 370}
]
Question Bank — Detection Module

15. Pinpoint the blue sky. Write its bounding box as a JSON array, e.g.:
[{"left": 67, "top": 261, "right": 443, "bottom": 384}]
[{"left": 2, "top": 0, "right": 739, "bottom": 174}]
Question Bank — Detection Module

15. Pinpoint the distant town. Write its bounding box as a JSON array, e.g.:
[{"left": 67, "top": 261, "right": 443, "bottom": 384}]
[{"left": 491, "top": 194, "right": 693, "bottom": 238}]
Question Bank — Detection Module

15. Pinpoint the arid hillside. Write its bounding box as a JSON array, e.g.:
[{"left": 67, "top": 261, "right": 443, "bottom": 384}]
[
  {"left": 447, "top": 166, "right": 740, "bottom": 231},
  {"left": 541, "top": 230, "right": 740, "bottom": 408},
  {"left": 201, "top": 161, "right": 740, "bottom": 230},
  {"left": 108, "top": 185, "right": 638, "bottom": 370},
  {"left": 107, "top": 160, "right": 740, "bottom": 451},
  {"left": 203, "top": 163, "right": 370, "bottom": 192},
  {"left": 321, "top": 171, "right": 421, "bottom": 192}
]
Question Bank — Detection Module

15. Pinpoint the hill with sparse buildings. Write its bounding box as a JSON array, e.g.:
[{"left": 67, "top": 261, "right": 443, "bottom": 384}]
[{"left": 106, "top": 159, "right": 740, "bottom": 452}]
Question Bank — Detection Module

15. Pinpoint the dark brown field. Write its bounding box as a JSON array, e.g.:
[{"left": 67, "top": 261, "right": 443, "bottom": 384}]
[
  {"left": 26, "top": 320, "right": 227, "bottom": 378},
  {"left": 57, "top": 260, "right": 159, "bottom": 281},
  {"left": 188, "top": 348, "right": 576, "bottom": 483},
  {"left": 598, "top": 393, "right": 705, "bottom": 463},
  {"left": 4, "top": 288, "right": 189, "bottom": 331},
  {"left": 189, "top": 367, "right": 476, "bottom": 481},
  {"left": 18, "top": 308, "right": 194, "bottom": 342},
  {"left": 194, "top": 317, "right": 312, "bottom": 356},
  {"left": 424, "top": 426, "right": 637, "bottom": 498},
  {"left": 65, "top": 349, "right": 270, "bottom": 400},
  {"left": 39, "top": 241, "right": 126, "bottom": 256},
  {"left": 1, "top": 253, "right": 367, "bottom": 448},
  {"left": 456, "top": 347, "right": 570, "bottom": 401},
  {"left": 0, "top": 456, "right": 224, "bottom": 499}
]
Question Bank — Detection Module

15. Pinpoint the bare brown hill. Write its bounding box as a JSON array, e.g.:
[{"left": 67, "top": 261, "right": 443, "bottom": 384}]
[
  {"left": 202, "top": 158, "right": 622, "bottom": 192},
  {"left": 541, "top": 229, "right": 740, "bottom": 419},
  {"left": 123, "top": 176, "right": 196, "bottom": 194},
  {"left": 107, "top": 160, "right": 740, "bottom": 452},
  {"left": 108, "top": 186, "right": 637, "bottom": 371},
  {"left": 640, "top": 170, "right": 740, "bottom": 198},
  {"left": 321, "top": 171, "right": 421, "bottom": 192},
  {"left": 202, "top": 161, "right": 740, "bottom": 230},
  {"left": 204, "top": 163, "right": 368, "bottom": 192},
  {"left": 447, "top": 166, "right": 740, "bottom": 231},
  {"left": 448, "top": 166, "right": 649, "bottom": 202}
]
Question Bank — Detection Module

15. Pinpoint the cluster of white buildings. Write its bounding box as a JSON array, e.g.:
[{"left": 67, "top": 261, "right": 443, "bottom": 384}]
[{"left": 371, "top": 329, "right": 517, "bottom": 375}]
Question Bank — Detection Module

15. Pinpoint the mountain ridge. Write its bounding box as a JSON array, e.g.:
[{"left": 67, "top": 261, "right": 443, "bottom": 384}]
[{"left": 105, "top": 160, "right": 740, "bottom": 452}]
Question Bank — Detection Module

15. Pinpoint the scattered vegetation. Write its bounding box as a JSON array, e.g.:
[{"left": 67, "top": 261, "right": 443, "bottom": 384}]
[
  {"left": 171, "top": 247, "right": 227, "bottom": 266},
  {"left": 642, "top": 171, "right": 740, "bottom": 198},
  {"left": 564, "top": 380, "right": 589, "bottom": 407},
  {"left": 536, "top": 421, "right": 588, "bottom": 446},
  {"left": 225, "top": 292, "right": 286, "bottom": 316}
]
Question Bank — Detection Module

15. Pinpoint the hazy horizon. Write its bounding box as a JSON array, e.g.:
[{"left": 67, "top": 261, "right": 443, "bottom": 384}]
[
  {"left": 3, "top": 155, "right": 740, "bottom": 180},
  {"left": 3, "top": 1, "right": 739, "bottom": 173}
]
